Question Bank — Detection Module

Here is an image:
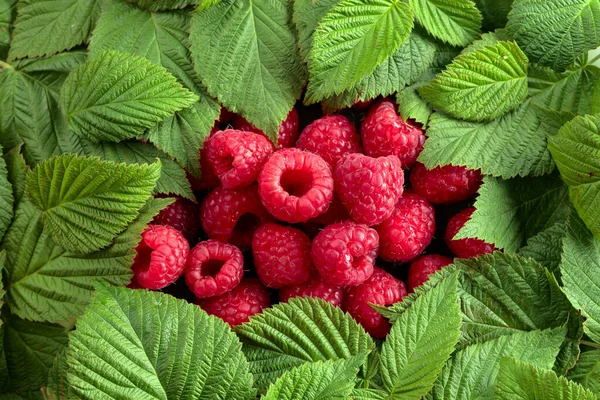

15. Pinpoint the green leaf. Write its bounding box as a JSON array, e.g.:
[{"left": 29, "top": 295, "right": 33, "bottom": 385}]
[
  {"left": 236, "top": 297, "right": 375, "bottom": 394},
  {"left": 474, "top": 0, "right": 513, "bottom": 30},
  {"left": 455, "top": 174, "right": 570, "bottom": 252},
  {"left": 66, "top": 286, "right": 255, "bottom": 400},
  {"left": 8, "top": 0, "right": 104, "bottom": 60},
  {"left": 459, "top": 29, "right": 510, "bottom": 55},
  {"left": 397, "top": 84, "right": 432, "bottom": 127},
  {"left": 518, "top": 222, "right": 568, "bottom": 276},
  {"left": 263, "top": 357, "right": 364, "bottom": 400},
  {"left": 125, "top": 0, "right": 199, "bottom": 11},
  {"left": 419, "top": 41, "right": 528, "bottom": 122},
  {"left": 25, "top": 154, "right": 160, "bottom": 253},
  {"left": 549, "top": 115, "right": 600, "bottom": 242},
  {"left": 43, "top": 349, "right": 71, "bottom": 400},
  {"left": 306, "top": 0, "right": 414, "bottom": 100},
  {"left": 0, "top": 250, "right": 5, "bottom": 314},
  {"left": 60, "top": 50, "right": 197, "bottom": 143},
  {"left": 380, "top": 272, "right": 461, "bottom": 399},
  {"left": 425, "top": 329, "right": 564, "bottom": 400},
  {"left": 293, "top": 0, "right": 338, "bottom": 64},
  {"left": 190, "top": 0, "right": 306, "bottom": 140},
  {"left": 0, "top": 145, "right": 12, "bottom": 243},
  {"left": 567, "top": 350, "right": 600, "bottom": 392},
  {"left": 3, "top": 314, "right": 68, "bottom": 400},
  {"left": 418, "top": 101, "right": 554, "bottom": 178},
  {"left": 507, "top": 0, "right": 600, "bottom": 71},
  {"left": 408, "top": 0, "right": 481, "bottom": 46},
  {"left": 0, "top": 0, "right": 17, "bottom": 60},
  {"left": 495, "top": 357, "right": 598, "bottom": 400},
  {"left": 560, "top": 212, "right": 600, "bottom": 344},
  {"left": 1, "top": 196, "right": 172, "bottom": 324},
  {"left": 350, "top": 388, "right": 388, "bottom": 399},
  {"left": 2, "top": 145, "right": 27, "bottom": 213}
]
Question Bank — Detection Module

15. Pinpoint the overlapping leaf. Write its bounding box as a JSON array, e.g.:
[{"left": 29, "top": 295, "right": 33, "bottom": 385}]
[
  {"left": 409, "top": 0, "right": 481, "bottom": 46},
  {"left": 518, "top": 222, "right": 567, "bottom": 276},
  {"left": 67, "top": 286, "right": 255, "bottom": 400},
  {"left": 293, "top": 0, "right": 338, "bottom": 63},
  {"left": 0, "top": 145, "right": 13, "bottom": 243},
  {"left": 397, "top": 85, "right": 432, "bottom": 127},
  {"left": 567, "top": 350, "right": 600, "bottom": 392},
  {"left": 0, "top": 0, "right": 17, "bottom": 60},
  {"left": 474, "top": 0, "right": 513, "bottom": 30},
  {"left": 125, "top": 0, "right": 199, "bottom": 11}
]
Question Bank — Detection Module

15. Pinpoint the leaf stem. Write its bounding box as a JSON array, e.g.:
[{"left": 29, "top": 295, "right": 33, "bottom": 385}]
[
  {"left": 580, "top": 340, "right": 600, "bottom": 350},
  {"left": 0, "top": 60, "right": 13, "bottom": 71},
  {"left": 588, "top": 53, "right": 600, "bottom": 65}
]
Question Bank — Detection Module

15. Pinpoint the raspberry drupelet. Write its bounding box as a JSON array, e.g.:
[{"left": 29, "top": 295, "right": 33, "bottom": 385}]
[
  {"left": 185, "top": 240, "right": 244, "bottom": 299},
  {"left": 258, "top": 148, "right": 334, "bottom": 223},
  {"left": 279, "top": 273, "right": 344, "bottom": 307},
  {"left": 232, "top": 108, "right": 300, "bottom": 149},
  {"left": 445, "top": 207, "right": 496, "bottom": 259},
  {"left": 410, "top": 162, "right": 483, "bottom": 204},
  {"left": 152, "top": 196, "right": 200, "bottom": 243},
  {"left": 407, "top": 254, "right": 453, "bottom": 292}
]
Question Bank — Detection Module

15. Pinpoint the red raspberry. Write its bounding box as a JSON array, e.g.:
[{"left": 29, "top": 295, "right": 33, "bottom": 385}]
[
  {"left": 201, "top": 185, "right": 273, "bottom": 249},
  {"left": 334, "top": 153, "right": 404, "bottom": 226},
  {"left": 352, "top": 99, "right": 374, "bottom": 110},
  {"left": 132, "top": 225, "right": 190, "bottom": 290},
  {"left": 344, "top": 267, "right": 407, "bottom": 337},
  {"left": 232, "top": 108, "right": 300, "bottom": 149},
  {"left": 377, "top": 192, "right": 435, "bottom": 262},
  {"left": 361, "top": 99, "right": 425, "bottom": 167},
  {"left": 296, "top": 115, "right": 362, "bottom": 167},
  {"left": 152, "top": 196, "right": 200, "bottom": 243},
  {"left": 252, "top": 223, "right": 312, "bottom": 288},
  {"left": 445, "top": 207, "right": 496, "bottom": 259},
  {"left": 187, "top": 125, "right": 221, "bottom": 192},
  {"left": 311, "top": 221, "right": 378, "bottom": 287},
  {"left": 198, "top": 279, "right": 271, "bottom": 326},
  {"left": 407, "top": 254, "right": 453, "bottom": 292},
  {"left": 258, "top": 148, "right": 334, "bottom": 223},
  {"left": 410, "top": 163, "right": 483, "bottom": 205},
  {"left": 306, "top": 195, "right": 350, "bottom": 226},
  {"left": 185, "top": 240, "right": 243, "bottom": 298},
  {"left": 279, "top": 273, "right": 343, "bottom": 307},
  {"left": 205, "top": 129, "right": 273, "bottom": 189}
]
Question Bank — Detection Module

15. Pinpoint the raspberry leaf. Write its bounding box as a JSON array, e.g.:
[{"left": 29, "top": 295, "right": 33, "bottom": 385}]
[
  {"left": 425, "top": 329, "right": 564, "bottom": 400},
  {"left": 380, "top": 272, "right": 461, "bottom": 399},
  {"left": 0, "top": 145, "right": 13, "bottom": 244},
  {"left": 518, "top": 222, "right": 568, "bottom": 276},
  {"left": 567, "top": 350, "right": 600, "bottom": 392},
  {"left": 474, "top": 0, "right": 513, "bottom": 30},
  {"left": 0, "top": 0, "right": 17, "bottom": 60},
  {"left": 236, "top": 297, "right": 376, "bottom": 394},
  {"left": 455, "top": 174, "right": 570, "bottom": 252},
  {"left": 190, "top": 0, "right": 306, "bottom": 141},
  {"left": 44, "top": 349, "right": 71, "bottom": 400},
  {"left": 124, "top": 0, "right": 199, "bottom": 11},
  {"left": 1, "top": 196, "right": 173, "bottom": 323},
  {"left": 307, "top": 0, "right": 414, "bottom": 100},
  {"left": 60, "top": 50, "right": 198, "bottom": 143},
  {"left": 293, "top": 0, "right": 338, "bottom": 64},
  {"left": 397, "top": 84, "right": 432, "bottom": 128},
  {"left": 25, "top": 154, "right": 161, "bottom": 253},
  {"left": 506, "top": 0, "right": 600, "bottom": 72},
  {"left": 7, "top": 0, "right": 105, "bottom": 60},
  {"left": 495, "top": 357, "right": 598, "bottom": 400},
  {"left": 419, "top": 41, "right": 529, "bottom": 122},
  {"left": 66, "top": 286, "right": 255, "bottom": 399},
  {"left": 408, "top": 0, "right": 482, "bottom": 46}
]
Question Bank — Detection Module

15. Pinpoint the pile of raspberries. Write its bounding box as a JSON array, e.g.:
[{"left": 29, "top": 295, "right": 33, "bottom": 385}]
[{"left": 131, "top": 99, "right": 493, "bottom": 338}]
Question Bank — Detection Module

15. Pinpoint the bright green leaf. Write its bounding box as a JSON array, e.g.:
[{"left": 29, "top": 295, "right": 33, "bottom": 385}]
[
  {"left": 125, "top": 0, "right": 199, "bottom": 11},
  {"left": 518, "top": 222, "right": 568, "bottom": 276},
  {"left": 397, "top": 84, "right": 432, "bottom": 127},
  {"left": 567, "top": 350, "right": 600, "bottom": 392},
  {"left": 459, "top": 29, "right": 510, "bottom": 55},
  {"left": 507, "top": 0, "right": 600, "bottom": 71},
  {"left": 67, "top": 286, "right": 255, "bottom": 400},
  {"left": 409, "top": 0, "right": 481, "bottom": 46},
  {"left": 293, "top": 0, "right": 338, "bottom": 64}
]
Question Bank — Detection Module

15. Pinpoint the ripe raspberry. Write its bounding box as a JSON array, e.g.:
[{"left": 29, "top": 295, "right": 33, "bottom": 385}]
[
  {"left": 205, "top": 129, "right": 273, "bottom": 189},
  {"left": 198, "top": 279, "right": 271, "bottom": 326},
  {"left": 232, "top": 108, "right": 300, "bottom": 149},
  {"left": 410, "top": 163, "right": 483, "bottom": 205},
  {"left": 252, "top": 223, "right": 312, "bottom": 288},
  {"left": 152, "top": 196, "right": 200, "bottom": 243},
  {"left": 201, "top": 185, "right": 273, "bottom": 249},
  {"left": 407, "top": 254, "right": 453, "bottom": 292},
  {"left": 296, "top": 115, "right": 362, "bottom": 167},
  {"left": 258, "top": 148, "right": 334, "bottom": 223},
  {"left": 187, "top": 125, "right": 221, "bottom": 192},
  {"left": 306, "top": 195, "right": 350, "bottom": 226},
  {"left": 334, "top": 153, "right": 404, "bottom": 226},
  {"left": 279, "top": 273, "right": 343, "bottom": 307},
  {"left": 352, "top": 99, "right": 374, "bottom": 110},
  {"left": 377, "top": 192, "right": 435, "bottom": 263},
  {"left": 185, "top": 240, "right": 243, "bottom": 298},
  {"left": 132, "top": 225, "right": 190, "bottom": 290},
  {"left": 311, "top": 221, "right": 378, "bottom": 287},
  {"left": 344, "top": 267, "right": 407, "bottom": 337},
  {"left": 445, "top": 207, "right": 496, "bottom": 259},
  {"left": 361, "top": 99, "right": 425, "bottom": 167}
]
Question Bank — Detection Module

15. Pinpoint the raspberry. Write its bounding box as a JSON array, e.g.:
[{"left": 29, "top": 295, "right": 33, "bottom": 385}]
[
  {"left": 334, "top": 153, "right": 404, "bottom": 226},
  {"left": 344, "top": 267, "right": 407, "bottom": 337},
  {"left": 361, "top": 99, "right": 425, "bottom": 167},
  {"left": 201, "top": 185, "right": 273, "bottom": 249},
  {"left": 377, "top": 192, "right": 435, "bottom": 263},
  {"left": 407, "top": 254, "right": 453, "bottom": 292},
  {"left": 296, "top": 115, "right": 362, "bottom": 167},
  {"left": 152, "top": 196, "right": 200, "bottom": 243},
  {"left": 445, "top": 207, "right": 496, "bottom": 259},
  {"left": 279, "top": 273, "right": 343, "bottom": 307},
  {"left": 198, "top": 279, "right": 271, "bottom": 326},
  {"left": 232, "top": 108, "right": 300, "bottom": 149},
  {"left": 410, "top": 163, "right": 483, "bottom": 205},
  {"left": 352, "top": 99, "right": 374, "bottom": 110},
  {"left": 187, "top": 125, "right": 221, "bottom": 192},
  {"left": 132, "top": 225, "right": 190, "bottom": 290},
  {"left": 185, "top": 240, "right": 243, "bottom": 298},
  {"left": 306, "top": 195, "right": 350, "bottom": 226},
  {"left": 252, "top": 223, "right": 312, "bottom": 288},
  {"left": 311, "top": 221, "right": 378, "bottom": 287},
  {"left": 205, "top": 129, "right": 273, "bottom": 189},
  {"left": 258, "top": 148, "right": 334, "bottom": 223}
]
